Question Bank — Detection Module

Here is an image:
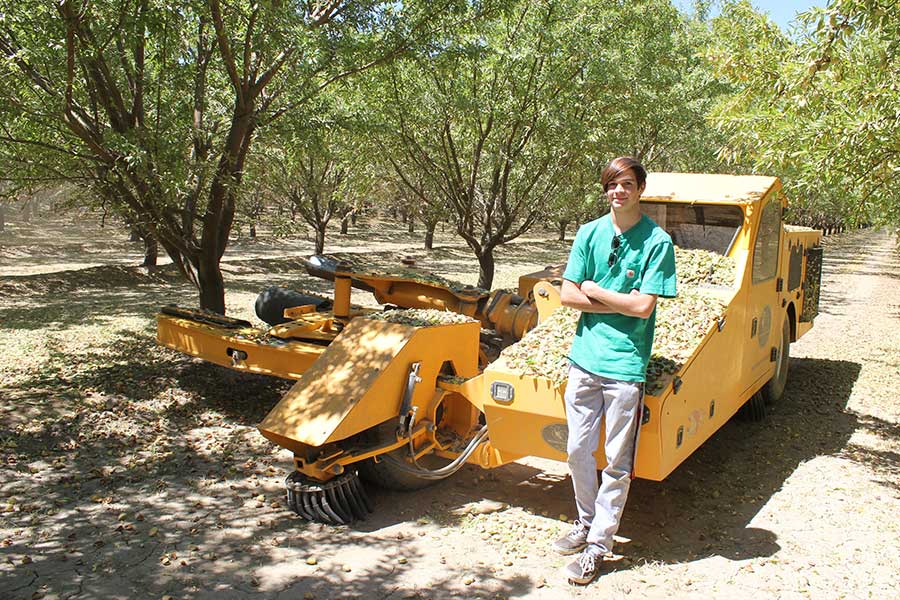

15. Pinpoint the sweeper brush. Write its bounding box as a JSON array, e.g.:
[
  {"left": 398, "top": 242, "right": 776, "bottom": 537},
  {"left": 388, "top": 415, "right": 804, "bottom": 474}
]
[{"left": 285, "top": 470, "right": 373, "bottom": 525}]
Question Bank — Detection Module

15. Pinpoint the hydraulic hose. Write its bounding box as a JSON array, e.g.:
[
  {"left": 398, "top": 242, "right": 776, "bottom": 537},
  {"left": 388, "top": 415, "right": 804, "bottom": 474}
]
[{"left": 381, "top": 425, "right": 490, "bottom": 480}]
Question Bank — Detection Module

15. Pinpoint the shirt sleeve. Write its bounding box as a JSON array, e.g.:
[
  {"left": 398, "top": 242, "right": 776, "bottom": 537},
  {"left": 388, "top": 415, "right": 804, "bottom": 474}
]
[
  {"left": 562, "top": 225, "right": 588, "bottom": 284},
  {"left": 640, "top": 239, "right": 677, "bottom": 298}
]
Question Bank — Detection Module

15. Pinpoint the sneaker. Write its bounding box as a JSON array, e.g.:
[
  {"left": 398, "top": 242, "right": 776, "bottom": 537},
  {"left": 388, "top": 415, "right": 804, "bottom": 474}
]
[
  {"left": 563, "top": 546, "right": 604, "bottom": 585},
  {"left": 552, "top": 521, "right": 588, "bottom": 555}
]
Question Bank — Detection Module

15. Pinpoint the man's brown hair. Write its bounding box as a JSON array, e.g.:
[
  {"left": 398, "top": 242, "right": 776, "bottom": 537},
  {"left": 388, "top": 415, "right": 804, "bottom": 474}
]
[{"left": 600, "top": 156, "right": 647, "bottom": 191}]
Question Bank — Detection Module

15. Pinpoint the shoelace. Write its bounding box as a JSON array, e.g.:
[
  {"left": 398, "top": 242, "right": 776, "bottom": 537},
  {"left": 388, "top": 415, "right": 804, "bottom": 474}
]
[
  {"left": 568, "top": 523, "right": 587, "bottom": 538},
  {"left": 578, "top": 550, "right": 598, "bottom": 574}
]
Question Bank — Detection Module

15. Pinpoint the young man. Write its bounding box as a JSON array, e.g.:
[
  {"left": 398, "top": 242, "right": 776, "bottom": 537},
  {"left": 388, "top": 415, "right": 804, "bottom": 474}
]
[{"left": 553, "top": 156, "right": 676, "bottom": 584}]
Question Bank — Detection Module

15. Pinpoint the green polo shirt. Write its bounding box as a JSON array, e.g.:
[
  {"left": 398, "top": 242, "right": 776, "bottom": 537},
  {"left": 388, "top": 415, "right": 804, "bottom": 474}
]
[{"left": 563, "top": 213, "right": 677, "bottom": 382}]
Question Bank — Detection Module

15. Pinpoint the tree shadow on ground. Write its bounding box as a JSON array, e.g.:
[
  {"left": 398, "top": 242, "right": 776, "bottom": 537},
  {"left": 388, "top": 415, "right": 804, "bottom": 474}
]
[
  {"left": 6, "top": 328, "right": 291, "bottom": 428},
  {"left": 495, "top": 238, "right": 571, "bottom": 268},
  {"left": 0, "top": 437, "right": 534, "bottom": 600},
  {"left": 0, "top": 330, "right": 537, "bottom": 600},
  {"left": 837, "top": 413, "right": 900, "bottom": 493},
  {"left": 0, "top": 286, "right": 196, "bottom": 331}
]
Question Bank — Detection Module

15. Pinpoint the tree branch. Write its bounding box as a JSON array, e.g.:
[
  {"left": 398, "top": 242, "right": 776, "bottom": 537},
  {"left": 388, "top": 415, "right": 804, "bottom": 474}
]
[{"left": 208, "top": 0, "right": 244, "bottom": 99}]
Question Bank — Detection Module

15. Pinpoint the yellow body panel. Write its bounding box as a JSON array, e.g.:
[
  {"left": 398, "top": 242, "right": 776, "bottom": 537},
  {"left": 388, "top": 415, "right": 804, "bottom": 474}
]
[
  {"left": 643, "top": 172, "right": 778, "bottom": 204},
  {"left": 652, "top": 299, "right": 746, "bottom": 478},
  {"left": 474, "top": 365, "right": 569, "bottom": 463},
  {"left": 470, "top": 313, "right": 732, "bottom": 480},
  {"left": 157, "top": 315, "right": 325, "bottom": 380},
  {"left": 257, "top": 318, "right": 481, "bottom": 453}
]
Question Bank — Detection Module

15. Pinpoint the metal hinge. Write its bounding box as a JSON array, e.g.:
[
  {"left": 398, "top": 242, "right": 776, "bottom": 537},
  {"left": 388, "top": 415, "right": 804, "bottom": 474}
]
[{"left": 397, "top": 362, "right": 422, "bottom": 433}]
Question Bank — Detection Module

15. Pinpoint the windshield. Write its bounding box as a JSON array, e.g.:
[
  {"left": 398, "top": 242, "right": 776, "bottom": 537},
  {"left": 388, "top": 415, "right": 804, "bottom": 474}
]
[{"left": 641, "top": 202, "right": 744, "bottom": 255}]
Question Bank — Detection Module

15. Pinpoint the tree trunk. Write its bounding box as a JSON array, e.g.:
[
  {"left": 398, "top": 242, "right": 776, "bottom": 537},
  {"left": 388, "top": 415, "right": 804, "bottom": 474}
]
[
  {"left": 340, "top": 215, "right": 349, "bottom": 234},
  {"left": 194, "top": 104, "right": 253, "bottom": 314},
  {"left": 197, "top": 253, "right": 226, "bottom": 314},
  {"left": 130, "top": 227, "right": 141, "bottom": 242},
  {"left": 0, "top": 201, "right": 5, "bottom": 233},
  {"left": 315, "top": 226, "right": 326, "bottom": 254},
  {"left": 142, "top": 234, "right": 158, "bottom": 267},
  {"left": 557, "top": 220, "right": 569, "bottom": 241},
  {"left": 351, "top": 212, "right": 357, "bottom": 226},
  {"left": 249, "top": 223, "right": 257, "bottom": 239},
  {"left": 424, "top": 221, "right": 436, "bottom": 250},
  {"left": 408, "top": 216, "right": 414, "bottom": 234},
  {"left": 477, "top": 249, "right": 495, "bottom": 290}
]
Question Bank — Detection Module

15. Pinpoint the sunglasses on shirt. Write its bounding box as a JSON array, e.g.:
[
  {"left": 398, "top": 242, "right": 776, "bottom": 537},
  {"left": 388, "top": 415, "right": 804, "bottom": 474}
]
[{"left": 608, "top": 236, "right": 621, "bottom": 268}]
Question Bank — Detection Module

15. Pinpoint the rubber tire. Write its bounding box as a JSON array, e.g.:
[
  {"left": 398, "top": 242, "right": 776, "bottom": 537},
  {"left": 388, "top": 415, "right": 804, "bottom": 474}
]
[
  {"left": 356, "top": 422, "right": 452, "bottom": 492},
  {"left": 254, "top": 287, "right": 330, "bottom": 325},
  {"left": 739, "top": 391, "right": 767, "bottom": 422},
  {"left": 761, "top": 317, "right": 791, "bottom": 406}
]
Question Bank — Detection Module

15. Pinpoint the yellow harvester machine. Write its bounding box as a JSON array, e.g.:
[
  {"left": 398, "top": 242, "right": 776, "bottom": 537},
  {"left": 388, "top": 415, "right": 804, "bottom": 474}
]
[{"left": 157, "top": 173, "right": 822, "bottom": 524}]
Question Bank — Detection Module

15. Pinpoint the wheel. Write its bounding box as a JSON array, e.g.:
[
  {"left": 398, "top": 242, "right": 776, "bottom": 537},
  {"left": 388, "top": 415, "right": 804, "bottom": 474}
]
[
  {"left": 357, "top": 453, "right": 445, "bottom": 492},
  {"left": 739, "top": 391, "right": 767, "bottom": 422},
  {"left": 761, "top": 316, "right": 791, "bottom": 405},
  {"left": 254, "top": 287, "right": 331, "bottom": 325},
  {"left": 356, "top": 421, "right": 452, "bottom": 492}
]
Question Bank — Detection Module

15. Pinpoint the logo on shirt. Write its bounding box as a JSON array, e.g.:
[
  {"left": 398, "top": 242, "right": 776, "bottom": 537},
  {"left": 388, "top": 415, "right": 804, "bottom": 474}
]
[{"left": 626, "top": 269, "right": 635, "bottom": 278}]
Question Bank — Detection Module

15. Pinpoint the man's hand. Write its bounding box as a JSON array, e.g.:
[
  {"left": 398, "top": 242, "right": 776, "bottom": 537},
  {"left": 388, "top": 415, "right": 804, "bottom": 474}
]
[{"left": 581, "top": 280, "right": 602, "bottom": 297}]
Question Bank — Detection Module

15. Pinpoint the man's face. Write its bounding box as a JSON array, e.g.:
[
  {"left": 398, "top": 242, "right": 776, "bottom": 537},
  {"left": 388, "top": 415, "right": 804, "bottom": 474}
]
[{"left": 605, "top": 169, "right": 645, "bottom": 213}]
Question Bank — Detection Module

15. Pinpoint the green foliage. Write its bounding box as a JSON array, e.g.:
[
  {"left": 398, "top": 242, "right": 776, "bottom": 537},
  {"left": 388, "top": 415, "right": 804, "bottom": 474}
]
[
  {"left": 0, "top": 0, "right": 465, "bottom": 311},
  {"left": 707, "top": 0, "right": 899, "bottom": 229},
  {"left": 585, "top": 0, "right": 730, "bottom": 172},
  {"left": 0, "top": 0, "right": 739, "bottom": 300},
  {"left": 256, "top": 94, "right": 372, "bottom": 253},
  {"left": 369, "top": 0, "right": 587, "bottom": 287},
  {"left": 368, "top": 0, "right": 726, "bottom": 287}
]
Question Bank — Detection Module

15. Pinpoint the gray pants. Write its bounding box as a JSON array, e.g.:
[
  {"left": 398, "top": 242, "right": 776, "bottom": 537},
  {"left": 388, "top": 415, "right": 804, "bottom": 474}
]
[{"left": 564, "top": 363, "right": 643, "bottom": 553}]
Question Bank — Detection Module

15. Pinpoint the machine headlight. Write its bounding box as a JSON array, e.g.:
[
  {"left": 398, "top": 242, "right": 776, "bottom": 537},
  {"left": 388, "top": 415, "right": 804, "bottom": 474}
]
[{"left": 490, "top": 381, "right": 515, "bottom": 404}]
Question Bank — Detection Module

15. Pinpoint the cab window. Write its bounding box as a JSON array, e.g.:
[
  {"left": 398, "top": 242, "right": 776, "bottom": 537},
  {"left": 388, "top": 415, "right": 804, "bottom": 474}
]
[
  {"left": 642, "top": 202, "right": 743, "bottom": 255},
  {"left": 752, "top": 199, "right": 782, "bottom": 283}
]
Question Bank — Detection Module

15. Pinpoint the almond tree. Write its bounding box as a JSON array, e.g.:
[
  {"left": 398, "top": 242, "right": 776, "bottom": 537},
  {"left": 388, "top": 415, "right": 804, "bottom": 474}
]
[
  {"left": 266, "top": 126, "right": 352, "bottom": 254},
  {"left": 374, "top": 0, "right": 593, "bottom": 289},
  {"left": 372, "top": 0, "right": 721, "bottom": 288}
]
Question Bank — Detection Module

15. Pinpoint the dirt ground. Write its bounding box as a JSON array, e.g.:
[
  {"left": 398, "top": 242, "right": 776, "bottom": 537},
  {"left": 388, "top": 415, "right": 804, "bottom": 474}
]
[{"left": 1, "top": 212, "right": 898, "bottom": 600}]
